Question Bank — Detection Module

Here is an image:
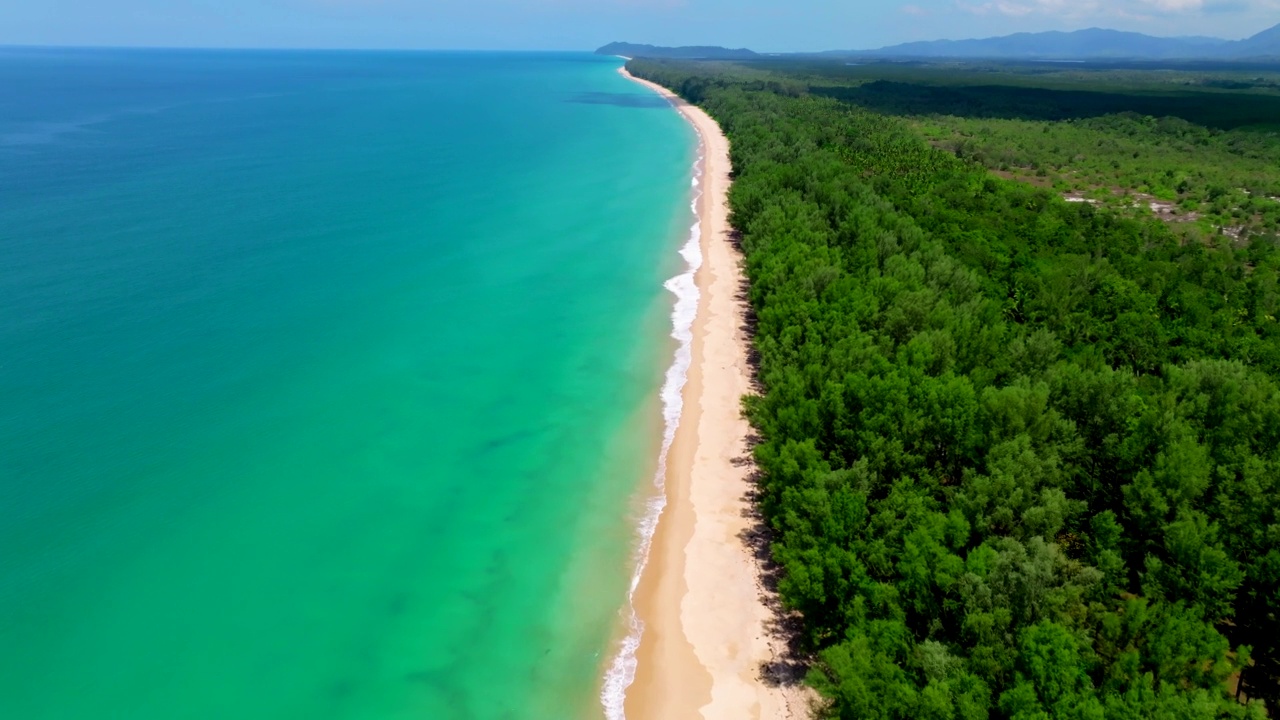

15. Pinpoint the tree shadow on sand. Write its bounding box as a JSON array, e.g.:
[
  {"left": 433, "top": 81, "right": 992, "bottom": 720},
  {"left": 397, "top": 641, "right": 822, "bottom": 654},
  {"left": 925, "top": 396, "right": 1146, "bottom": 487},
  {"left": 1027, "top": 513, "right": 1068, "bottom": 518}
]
[{"left": 728, "top": 230, "right": 816, "bottom": 716}]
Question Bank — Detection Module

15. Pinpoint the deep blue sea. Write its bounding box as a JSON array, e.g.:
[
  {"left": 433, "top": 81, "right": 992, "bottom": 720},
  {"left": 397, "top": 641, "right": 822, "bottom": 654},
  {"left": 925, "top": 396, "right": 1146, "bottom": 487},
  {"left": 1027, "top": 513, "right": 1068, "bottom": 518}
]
[{"left": 0, "top": 48, "right": 694, "bottom": 719}]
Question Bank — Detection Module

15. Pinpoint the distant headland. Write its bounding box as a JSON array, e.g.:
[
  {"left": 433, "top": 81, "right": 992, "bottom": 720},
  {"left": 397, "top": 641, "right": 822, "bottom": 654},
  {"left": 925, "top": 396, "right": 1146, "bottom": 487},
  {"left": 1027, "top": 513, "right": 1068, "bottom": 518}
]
[{"left": 596, "top": 42, "right": 759, "bottom": 60}]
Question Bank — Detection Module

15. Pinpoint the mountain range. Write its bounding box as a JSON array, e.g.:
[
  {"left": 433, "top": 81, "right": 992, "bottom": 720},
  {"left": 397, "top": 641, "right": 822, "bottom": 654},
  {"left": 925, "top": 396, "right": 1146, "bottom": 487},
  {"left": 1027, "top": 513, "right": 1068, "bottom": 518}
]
[
  {"left": 597, "top": 22, "right": 1280, "bottom": 61},
  {"left": 852, "top": 24, "right": 1280, "bottom": 60}
]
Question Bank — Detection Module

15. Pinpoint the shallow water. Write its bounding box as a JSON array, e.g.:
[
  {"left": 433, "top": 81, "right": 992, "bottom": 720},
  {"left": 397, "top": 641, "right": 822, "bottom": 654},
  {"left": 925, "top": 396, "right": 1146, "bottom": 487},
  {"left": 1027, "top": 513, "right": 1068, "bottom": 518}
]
[{"left": 0, "top": 48, "right": 693, "bottom": 719}]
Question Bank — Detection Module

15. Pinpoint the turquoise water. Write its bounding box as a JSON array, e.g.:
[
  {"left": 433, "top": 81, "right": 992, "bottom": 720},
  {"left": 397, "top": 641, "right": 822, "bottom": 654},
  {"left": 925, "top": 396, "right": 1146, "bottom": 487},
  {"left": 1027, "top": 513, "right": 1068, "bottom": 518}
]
[{"left": 0, "top": 49, "right": 693, "bottom": 719}]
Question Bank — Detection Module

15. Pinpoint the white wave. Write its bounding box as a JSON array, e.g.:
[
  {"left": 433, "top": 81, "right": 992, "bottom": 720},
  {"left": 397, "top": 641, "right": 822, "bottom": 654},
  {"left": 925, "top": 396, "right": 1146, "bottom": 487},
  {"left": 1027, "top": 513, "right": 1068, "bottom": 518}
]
[{"left": 600, "top": 146, "right": 706, "bottom": 720}]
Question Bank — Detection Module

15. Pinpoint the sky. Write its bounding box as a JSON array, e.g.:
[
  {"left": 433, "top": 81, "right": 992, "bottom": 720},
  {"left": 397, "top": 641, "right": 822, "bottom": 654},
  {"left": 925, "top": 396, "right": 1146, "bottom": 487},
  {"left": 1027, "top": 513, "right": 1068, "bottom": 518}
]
[{"left": 1, "top": 0, "right": 1277, "bottom": 51}]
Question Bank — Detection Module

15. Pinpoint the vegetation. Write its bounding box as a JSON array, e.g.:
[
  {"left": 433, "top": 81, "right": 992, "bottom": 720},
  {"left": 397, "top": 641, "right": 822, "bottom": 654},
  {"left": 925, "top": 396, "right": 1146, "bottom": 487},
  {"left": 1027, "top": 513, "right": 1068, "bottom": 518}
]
[
  {"left": 629, "top": 57, "right": 1280, "bottom": 718},
  {"left": 794, "top": 61, "right": 1280, "bottom": 240},
  {"left": 914, "top": 112, "right": 1280, "bottom": 238}
]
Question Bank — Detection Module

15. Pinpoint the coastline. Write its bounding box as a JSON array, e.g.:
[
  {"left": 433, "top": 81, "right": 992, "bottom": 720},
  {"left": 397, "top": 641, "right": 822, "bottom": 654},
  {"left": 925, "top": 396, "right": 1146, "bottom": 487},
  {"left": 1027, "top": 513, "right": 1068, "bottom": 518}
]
[{"left": 613, "top": 65, "right": 809, "bottom": 720}]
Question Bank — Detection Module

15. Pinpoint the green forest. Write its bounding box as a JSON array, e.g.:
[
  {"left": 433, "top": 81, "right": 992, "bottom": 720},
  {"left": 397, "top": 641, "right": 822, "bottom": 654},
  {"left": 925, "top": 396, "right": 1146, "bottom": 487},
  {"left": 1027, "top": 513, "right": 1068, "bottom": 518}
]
[
  {"left": 628, "top": 57, "right": 1280, "bottom": 718},
  {"left": 818, "top": 62, "right": 1280, "bottom": 242}
]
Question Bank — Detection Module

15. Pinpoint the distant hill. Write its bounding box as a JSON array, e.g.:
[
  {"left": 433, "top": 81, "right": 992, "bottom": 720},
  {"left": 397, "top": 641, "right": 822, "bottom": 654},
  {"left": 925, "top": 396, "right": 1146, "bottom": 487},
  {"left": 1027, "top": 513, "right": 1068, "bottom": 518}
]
[
  {"left": 850, "top": 28, "right": 1225, "bottom": 59},
  {"left": 1235, "top": 22, "right": 1280, "bottom": 57},
  {"left": 600, "top": 23, "right": 1280, "bottom": 62},
  {"left": 852, "top": 23, "right": 1280, "bottom": 60},
  {"left": 594, "top": 42, "right": 759, "bottom": 60}
]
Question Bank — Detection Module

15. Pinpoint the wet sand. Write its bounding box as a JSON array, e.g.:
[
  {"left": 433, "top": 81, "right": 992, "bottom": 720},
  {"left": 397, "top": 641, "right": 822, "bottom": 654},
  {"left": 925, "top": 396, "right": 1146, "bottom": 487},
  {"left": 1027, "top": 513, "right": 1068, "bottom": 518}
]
[{"left": 618, "top": 66, "right": 810, "bottom": 720}]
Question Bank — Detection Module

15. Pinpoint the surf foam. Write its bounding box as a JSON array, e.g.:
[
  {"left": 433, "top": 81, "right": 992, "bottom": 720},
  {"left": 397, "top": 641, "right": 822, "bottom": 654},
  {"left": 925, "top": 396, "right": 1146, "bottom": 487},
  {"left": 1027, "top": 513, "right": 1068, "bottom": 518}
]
[{"left": 600, "top": 147, "right": 706, "bottom": 720}]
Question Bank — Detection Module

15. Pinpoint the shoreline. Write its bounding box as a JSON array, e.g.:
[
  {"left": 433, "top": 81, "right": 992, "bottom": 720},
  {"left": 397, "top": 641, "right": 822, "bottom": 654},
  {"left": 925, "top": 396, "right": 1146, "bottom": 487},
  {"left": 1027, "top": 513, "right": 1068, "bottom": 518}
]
[{"left": 612, "top": 65, "right": 808, "bottom": 720}]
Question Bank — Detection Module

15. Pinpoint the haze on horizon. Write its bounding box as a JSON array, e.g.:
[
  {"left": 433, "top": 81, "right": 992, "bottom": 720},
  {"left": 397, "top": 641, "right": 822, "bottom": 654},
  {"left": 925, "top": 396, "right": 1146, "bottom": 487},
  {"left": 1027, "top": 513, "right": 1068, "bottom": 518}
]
[{"left": 1, "top": 0, "right": 1277, "bottom": 53}]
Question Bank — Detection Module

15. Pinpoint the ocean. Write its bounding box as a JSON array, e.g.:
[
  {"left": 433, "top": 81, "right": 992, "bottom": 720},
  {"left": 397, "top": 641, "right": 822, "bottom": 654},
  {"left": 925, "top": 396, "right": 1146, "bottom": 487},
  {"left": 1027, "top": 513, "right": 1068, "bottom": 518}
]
[{"left": 0, "top": 48, "right": 695, "bottom": 719}]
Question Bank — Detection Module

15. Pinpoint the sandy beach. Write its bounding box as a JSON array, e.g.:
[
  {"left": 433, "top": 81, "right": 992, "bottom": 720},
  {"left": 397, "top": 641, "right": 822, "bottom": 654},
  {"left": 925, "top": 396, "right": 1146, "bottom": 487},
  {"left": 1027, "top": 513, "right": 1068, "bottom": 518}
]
[{"left": 617, "top": 66, "right": 810, "bottom": 720}]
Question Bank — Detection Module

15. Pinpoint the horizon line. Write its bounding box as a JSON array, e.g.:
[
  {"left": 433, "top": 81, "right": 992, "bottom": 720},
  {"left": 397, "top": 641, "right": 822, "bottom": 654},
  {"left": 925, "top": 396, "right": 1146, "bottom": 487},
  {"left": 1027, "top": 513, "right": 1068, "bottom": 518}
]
[{"left": 0, "top": 43, "right": 605, "bottom": 54}]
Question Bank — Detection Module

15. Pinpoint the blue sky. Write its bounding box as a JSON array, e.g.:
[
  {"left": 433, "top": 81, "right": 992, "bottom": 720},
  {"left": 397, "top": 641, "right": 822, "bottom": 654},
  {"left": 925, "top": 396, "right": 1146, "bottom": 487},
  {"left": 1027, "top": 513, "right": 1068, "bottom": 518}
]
[{"left": 1, "top": 0, "right": 1276, "bottom": 51}]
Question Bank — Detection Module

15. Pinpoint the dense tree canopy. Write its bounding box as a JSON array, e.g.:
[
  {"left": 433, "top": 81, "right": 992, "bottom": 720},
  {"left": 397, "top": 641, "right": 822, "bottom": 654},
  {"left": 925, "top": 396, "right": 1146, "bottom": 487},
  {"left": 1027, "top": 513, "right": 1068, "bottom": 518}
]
[
  {"left": 802, "top": 62, "right": 1280, "bottom": 242},
  {"left": 629, "top": 58, "right": 1280, "bottom": 719}
]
